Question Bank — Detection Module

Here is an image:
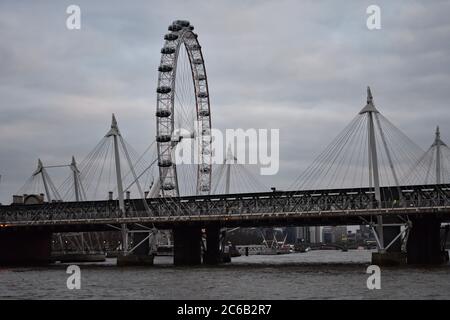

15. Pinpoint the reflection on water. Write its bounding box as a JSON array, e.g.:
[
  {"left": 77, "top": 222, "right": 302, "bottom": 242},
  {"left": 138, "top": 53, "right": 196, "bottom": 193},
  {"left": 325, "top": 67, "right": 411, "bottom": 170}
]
[{"left": 1, "top": 250, "right": 449, "bottom": 299}]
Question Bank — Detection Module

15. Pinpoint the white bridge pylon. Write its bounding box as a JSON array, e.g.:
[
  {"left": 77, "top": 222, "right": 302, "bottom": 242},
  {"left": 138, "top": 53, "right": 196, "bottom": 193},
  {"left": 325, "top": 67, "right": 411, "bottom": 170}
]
[
  {"left": 211, "top": 144, "right": 267, "bottom": 195},
  {"left": 19, "top": 115, "right": 158, "bottom": 205},
  {"left": 104, "top": 114, "right": 153, "bottom": 254},
  {"left": 290, "top": 87, "right": 429, "bottom": 252},
  {"left": 404, "top": 126, "right": 450, "bottom": 185},
  {"left": 290, "top": 86, "right": 426, "bottom": 191},
  {"left": 17, "top": 114, "right": 163, "bottom": 255},
  {"left": 18, "top": 157, "right": 83, "bottom": 203}
]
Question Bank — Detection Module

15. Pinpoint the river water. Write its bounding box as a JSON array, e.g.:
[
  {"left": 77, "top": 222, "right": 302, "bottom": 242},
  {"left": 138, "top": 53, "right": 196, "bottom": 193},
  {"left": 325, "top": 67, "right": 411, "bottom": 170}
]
[{"left": 1, "top": 250, "right": 449, "bottom": 299}]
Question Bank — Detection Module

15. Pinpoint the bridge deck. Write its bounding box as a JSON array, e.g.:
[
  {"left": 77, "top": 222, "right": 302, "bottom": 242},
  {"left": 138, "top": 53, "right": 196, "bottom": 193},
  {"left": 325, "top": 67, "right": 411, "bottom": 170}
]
[{"left": 1, "top": 184, "right": 450, "bottom": 232}]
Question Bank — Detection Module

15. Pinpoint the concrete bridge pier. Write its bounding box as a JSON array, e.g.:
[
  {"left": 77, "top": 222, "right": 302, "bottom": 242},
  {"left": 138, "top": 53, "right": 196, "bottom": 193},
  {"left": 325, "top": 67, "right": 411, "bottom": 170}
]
[
  {"left": 0, "top": 230, "right": 52, "bottom": 266},
  {"left": 407, "top": 216, "right": 447, "bottom": 265},
  {"left": 203, "top": 223, "right": 221, "bottom": 265},
  {"left": 173, "top": 226, "right": 202, "bottom": 266},
  {"left": 373, "top": 216, "right": 448, "bottom": 265}
]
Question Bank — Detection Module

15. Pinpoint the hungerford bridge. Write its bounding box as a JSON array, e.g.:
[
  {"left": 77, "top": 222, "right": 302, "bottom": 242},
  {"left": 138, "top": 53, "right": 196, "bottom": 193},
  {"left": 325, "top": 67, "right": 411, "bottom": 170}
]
[{"left": 1, "top": 20, "right": 450, "bottom": 266}]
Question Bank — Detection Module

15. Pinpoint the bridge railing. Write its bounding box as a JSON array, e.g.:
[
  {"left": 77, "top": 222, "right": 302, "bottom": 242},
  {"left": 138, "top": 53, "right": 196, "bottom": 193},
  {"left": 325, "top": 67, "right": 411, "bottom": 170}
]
[
  {"left": 1, "top": 199, "right": 450, "bottom": 224},
  {"left": 1, "top": 185, "right": 450, "bottom": 224}
]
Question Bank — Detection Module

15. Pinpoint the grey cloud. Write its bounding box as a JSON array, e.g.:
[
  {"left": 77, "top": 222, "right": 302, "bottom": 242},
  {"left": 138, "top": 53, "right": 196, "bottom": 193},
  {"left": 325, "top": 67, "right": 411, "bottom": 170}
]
[{"left": 1, "top": 0, "right": 450, "bottom": 203}]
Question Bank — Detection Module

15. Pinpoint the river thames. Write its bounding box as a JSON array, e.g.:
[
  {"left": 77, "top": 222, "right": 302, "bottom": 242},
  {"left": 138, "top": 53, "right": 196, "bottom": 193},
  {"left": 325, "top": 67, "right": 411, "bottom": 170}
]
[{"left": 1, "top": 250, "right": 450, "bottom": 299}]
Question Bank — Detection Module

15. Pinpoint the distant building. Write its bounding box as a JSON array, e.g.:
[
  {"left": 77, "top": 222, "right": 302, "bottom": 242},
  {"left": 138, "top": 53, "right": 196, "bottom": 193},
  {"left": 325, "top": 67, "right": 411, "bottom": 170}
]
[
  {"left": 295, "top": 227, "right": 310, "bottom": 243},
  {"left": 322, "top": 227, "right": 333, "bottom": 244},
  {"left": 346, "top": 230, "right": 356, "bottom": 242},
  {"left": 360, "top": 225, "right": 372, "bottom": 239},
  {"left": 333, "top": 226, "right": 348, "bottom": 242},
  {"left": 322, "top": 226, "right": 348, "bottom": 243},
  {"left": 309, "top": 226, "right": 322, "bottom": 243},
  {"left": 284, "top": 227, "right": 298, "bottom": 244}
]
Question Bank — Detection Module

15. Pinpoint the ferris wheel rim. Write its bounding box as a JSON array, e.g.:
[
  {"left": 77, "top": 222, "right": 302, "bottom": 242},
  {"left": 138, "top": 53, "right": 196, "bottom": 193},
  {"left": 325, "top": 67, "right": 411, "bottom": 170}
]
[{"left": 156, "top": 20, "right": 212, "bottom": 197}]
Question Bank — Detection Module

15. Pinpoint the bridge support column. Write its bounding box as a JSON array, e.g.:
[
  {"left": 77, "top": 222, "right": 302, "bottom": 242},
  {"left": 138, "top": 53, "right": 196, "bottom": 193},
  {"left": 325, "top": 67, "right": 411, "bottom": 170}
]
[
  {"left": 173, "top": 226, "right": 202, "bottom": 266},
  {"left": 384, "top": 226, "right": 402, "bottom": 252},
  {"left": 117, "top": 232, "right": 154, "bottom": 266},
  {"left": 372, "top": 225, "right": 406, "bottom": 266},
  {"left": 0, "top": 230, "right": 52, "bottom": 266},
  {"left": 407, "top": 216, "right": 446, "bottom": 265},
  {"left": 204, "top": 224, "right": 221, "bottom": 265}
]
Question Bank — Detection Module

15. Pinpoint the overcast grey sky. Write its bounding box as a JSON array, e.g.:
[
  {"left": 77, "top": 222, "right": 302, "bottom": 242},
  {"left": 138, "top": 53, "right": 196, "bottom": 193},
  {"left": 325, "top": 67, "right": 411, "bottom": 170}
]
[{"left": 1, "top": 0, "right": 450, "bottom": 204}]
